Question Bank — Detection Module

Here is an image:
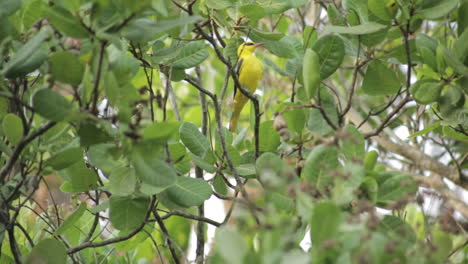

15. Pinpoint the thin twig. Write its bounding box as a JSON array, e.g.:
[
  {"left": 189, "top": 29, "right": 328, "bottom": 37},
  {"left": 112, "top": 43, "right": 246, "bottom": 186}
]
[
  {"left": 91, "top": 41, "right": 107, "bottom": 114},
  {"left": 0, "top": 122, "right": 56, "bottom": 182}
]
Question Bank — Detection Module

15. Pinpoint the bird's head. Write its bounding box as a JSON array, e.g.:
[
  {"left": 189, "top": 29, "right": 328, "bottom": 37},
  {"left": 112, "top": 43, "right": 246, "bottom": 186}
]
[{"left": 237, "top": 42, "right": 265, "bottom": 56}]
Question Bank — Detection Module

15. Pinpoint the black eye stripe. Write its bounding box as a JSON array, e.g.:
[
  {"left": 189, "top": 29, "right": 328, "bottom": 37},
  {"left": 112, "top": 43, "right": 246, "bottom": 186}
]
[{"left": 244, "top": 42, "right": 254, "bottom": 46}]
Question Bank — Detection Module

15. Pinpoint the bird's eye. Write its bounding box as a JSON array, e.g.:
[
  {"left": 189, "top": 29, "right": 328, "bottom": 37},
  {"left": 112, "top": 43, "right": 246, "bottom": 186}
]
[{"left": 244, "top": 42, "right": 254, "bottom": 46}]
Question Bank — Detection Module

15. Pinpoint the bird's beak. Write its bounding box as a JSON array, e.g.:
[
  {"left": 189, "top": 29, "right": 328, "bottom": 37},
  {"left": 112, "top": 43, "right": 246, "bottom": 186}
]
[{"left": 254, "top": 42, "right": 266, "bottom": 48}]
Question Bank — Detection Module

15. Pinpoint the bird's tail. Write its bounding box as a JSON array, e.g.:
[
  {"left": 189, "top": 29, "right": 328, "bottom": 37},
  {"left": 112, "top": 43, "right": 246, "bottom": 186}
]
[{"left": 229, "top": 110, "right": 240, "bottom": 132}]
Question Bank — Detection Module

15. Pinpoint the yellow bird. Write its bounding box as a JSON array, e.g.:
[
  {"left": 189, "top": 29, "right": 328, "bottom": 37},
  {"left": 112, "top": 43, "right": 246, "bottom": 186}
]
[{"left": 229, "top": 42, "right": 265, "bottom": 132}]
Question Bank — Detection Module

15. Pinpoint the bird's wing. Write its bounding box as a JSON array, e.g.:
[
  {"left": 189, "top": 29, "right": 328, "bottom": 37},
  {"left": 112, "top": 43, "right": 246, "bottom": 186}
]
[{"left": 234, "top": 58, "right": 244, "bottom": 97}]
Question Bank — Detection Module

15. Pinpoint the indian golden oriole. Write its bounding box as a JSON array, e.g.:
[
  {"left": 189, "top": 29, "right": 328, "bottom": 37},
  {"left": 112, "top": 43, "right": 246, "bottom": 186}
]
[{"left": 229, "top": 41, "right": 265, "bottom": 132}]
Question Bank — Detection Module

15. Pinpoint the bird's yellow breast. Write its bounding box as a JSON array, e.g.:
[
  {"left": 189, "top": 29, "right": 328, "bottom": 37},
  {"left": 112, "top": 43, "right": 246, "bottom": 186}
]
[{"left": 238, "top": 54, "right": 263, "bottom": 92}]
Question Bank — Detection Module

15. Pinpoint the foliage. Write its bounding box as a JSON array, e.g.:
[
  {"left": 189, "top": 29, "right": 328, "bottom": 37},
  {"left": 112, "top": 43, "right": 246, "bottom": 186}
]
[{"left": 0, "top": 0, "right": 467, "bottom": 263}]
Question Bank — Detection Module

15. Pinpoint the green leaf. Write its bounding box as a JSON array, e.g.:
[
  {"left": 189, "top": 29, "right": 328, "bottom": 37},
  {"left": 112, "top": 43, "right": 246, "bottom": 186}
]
[
  {"left": 268, "top": 192, "right": 294, "bottom": 211},
  {"left": 307, "top": 108, "right": 334, "bottom": 136},
  {"left": 132, "top": 149, "right": 177, "bottom": 189},
  {"left": 33, "top": 89, "right": 72, "bottom": 122},
  {"left": 22, "top": 0, "right": 46, "bottom": 30},
  {"left": 251, "top": 35, "right": 297, "bottom": 58},
  {"left": 324, "top": 22, "right": 388, "bottom": 35},
  {"left": 410, "top": 79, "right": 443, "bottom": 104},
  {"left": 251, "top": 29, "right": 284, "bottom": 41},
  {"left": 288, "top": 0, "right": 308, "bottom": 8},
  {"left": 77, "top": 122, "right": 112, "bottom": 147},
  {"left": 408, "top": 122, "right": 440, "bottom": 138},
  {"left": 26, "top": 239, "right": 67, "bottom": 264},
  {"left": 415, "top": 0, "right": 458, "bottom": 20},
  {"left": 240, "top": 4, "right": 266, "bottom": 19},
  {"left": 160, "top": 177, "right": 213, "bottom": 208},
  {"left": 87, "top": 143, "right": 121, "bottom": 173},
  {"left": 432, "top": 229, "right": 453, "bottom": 263},
  {"left": 362, "top": 60, "right": 401, "bottom": 96},
  {"left": 3, "top": 28, "right": 49, "bottom": 78},
  {"left": 45, "top": 6, "right": 90, "bottom": 38},
  {"left": 312, "top": 34, "right": 345, "bottom": 79},
  {"left": 189, "top": 153, "right": 216, "bottom": 173},
  {"left": 377, "top": 173, "right": 418, "bottom": 208},
  {"left": 458, "top": 0, "right": 468, "bottom": 36},
  {"left": 454, "top": 28, "right": 468, "bottom": 62},
  {"left": 152, "top": 42, "right": 182, "bottom": 65},
  {"left": 360, "top": 177, "right": 378, "bottom": 202},
  {"left": 215, "top": 227, "right": 248, "bottom": 264},
  {"left": 206, "top": 0, "right": 232, "bottom": 9},
  {"left": 179, "top": 122, "right": 212, "bottom": 157},
  {"left": 282, "top": 103, "right": 307, "bottom": 135},
  {"left": 259, "top": 120, "right": 280, "bottom": 152},
  {"left": 172, "top": 41, "right": 209, "bottom": 69},
  {"left": 340, "top": 124, "right": 365, "bottom": 160},
  {"left": 2, "top": 113, "right": 23, "bottom": 146},
  {"left": 302, "top": 49, "right": 320, "bottom": 99},
  {"left": 60, "top": 161, "right": 98, "bottom": 192},
  {"left": 368, "top": 0, "right": 396, "bottom": 21},
  {"left": 310, "top": 202, "right": 342, "bottom": 246},
  {"left": 44, "top": 147, "right": 82, "bottom": 170},
  {"left": 0, "top": 97, "right": 8, "bottom": 121},
  {"left": 109, "top": 53, "right": 140, "bottom": 86},
  {"left": 142, "top": 121, "right": 180, "bottom": 141},
  {"left": 213, "top": 174, "right": 228, "bottom": 195},
  {"left": 364, "top": 150, "right": 379, "bottom": 170},
  {"left": 0, "top": 0, "right": 22, "bottom": 17},
  {"left": 236, "top": 164, "right": 256, "bottom": 177},
  {"left": 123, "top": 16, "right": 202, "bottom": 42},
  {"left": 301, "top": 145, "right": 339, "bottom": 188},
  {"left": 109, "top": 196, "right": 150, "bottom": 230},
  {"left": 442, "top": 126, "right": 468, "bottom": 142},
  {"left": 109, "top": 166, "right": 136, "bottom": 196},
  {"left": 378, "top": 215, "right": 416, "bottom": 247},
  {"left": 55, "top": 203, "right": 87, "bottom": 235},
  {"left": 256, "top": 152, "right": 296, "bottom": 190},
  {"left": 441, "top": 46, "right": 468, "bottom": 77},
  {"left": 50, "top": 51, "right": 84, "bottom": 86}
]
